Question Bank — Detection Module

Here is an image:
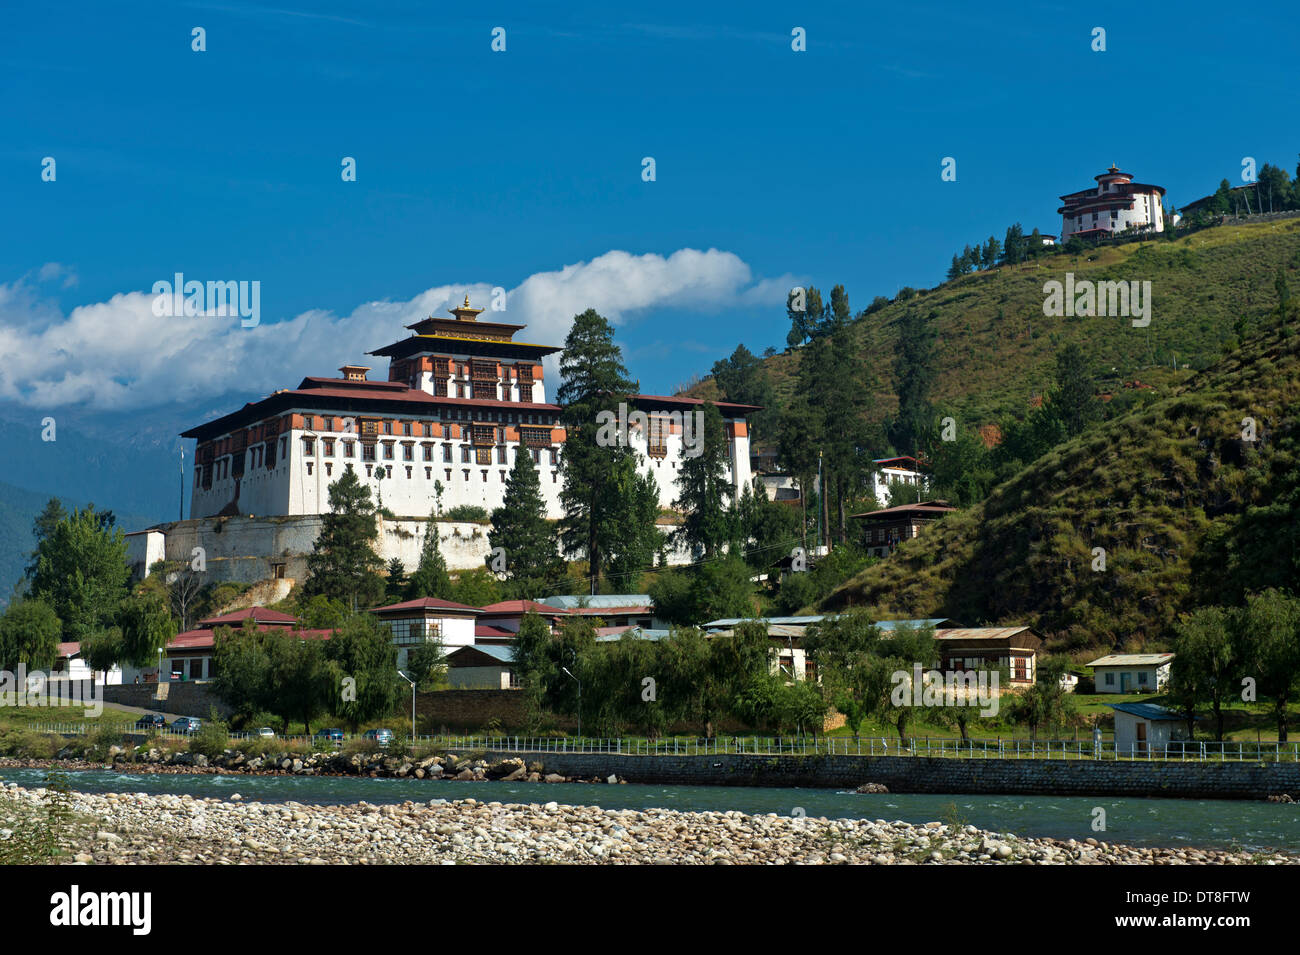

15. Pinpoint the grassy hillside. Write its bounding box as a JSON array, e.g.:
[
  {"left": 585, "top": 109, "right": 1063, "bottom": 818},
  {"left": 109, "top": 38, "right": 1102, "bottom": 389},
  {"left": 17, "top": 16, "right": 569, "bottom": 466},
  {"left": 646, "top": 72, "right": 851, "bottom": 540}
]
[
  {"left": 817, "top": 320, "right": 1300, "bottom": 656},
  {"left": 693, "top": 217, "right": 1300, "bottom": 439}
]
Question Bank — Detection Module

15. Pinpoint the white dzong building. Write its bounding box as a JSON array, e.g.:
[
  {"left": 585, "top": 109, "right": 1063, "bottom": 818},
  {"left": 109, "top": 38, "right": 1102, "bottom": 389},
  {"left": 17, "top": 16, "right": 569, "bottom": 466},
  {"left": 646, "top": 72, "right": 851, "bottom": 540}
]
[
  {"left": 1058, "top": 164, "right": 1167, "bottom": 241},
  {"left": 181, "top": 297, "right": 756, "bottom": 524}
]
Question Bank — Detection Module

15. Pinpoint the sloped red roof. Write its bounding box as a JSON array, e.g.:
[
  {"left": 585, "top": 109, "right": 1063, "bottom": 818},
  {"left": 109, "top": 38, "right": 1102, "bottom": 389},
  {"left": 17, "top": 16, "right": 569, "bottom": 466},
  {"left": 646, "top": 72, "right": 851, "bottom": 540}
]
[
  {"left": 477, "top": 600, "right": 569, "bottom": 616},
  {"left": 199, "top": 607, "right": 298, "bottom": 627},
  {"left": 167, "top": 627, "right": 334, "bottom": 651},
  {"left": 368, "top": 597, "right": 482, "bottom": 615}
]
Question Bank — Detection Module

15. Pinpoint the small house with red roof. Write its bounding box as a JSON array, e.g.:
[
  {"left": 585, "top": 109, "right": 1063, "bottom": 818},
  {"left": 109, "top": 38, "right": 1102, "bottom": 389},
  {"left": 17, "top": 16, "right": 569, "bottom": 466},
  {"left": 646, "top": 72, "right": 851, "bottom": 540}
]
[
  {"left": 367, "top": 596, "right": 481, "bottom": 668},
  {"left": 120, "top": 606, "right": 335, "bottom": 684}
]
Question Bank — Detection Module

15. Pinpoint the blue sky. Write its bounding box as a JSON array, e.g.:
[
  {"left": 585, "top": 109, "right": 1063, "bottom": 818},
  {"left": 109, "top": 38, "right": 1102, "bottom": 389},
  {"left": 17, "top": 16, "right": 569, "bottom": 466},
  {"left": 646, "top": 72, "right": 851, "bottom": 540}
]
[{"left": 2, "top": 0, "right": 1298, "bottom": 412}]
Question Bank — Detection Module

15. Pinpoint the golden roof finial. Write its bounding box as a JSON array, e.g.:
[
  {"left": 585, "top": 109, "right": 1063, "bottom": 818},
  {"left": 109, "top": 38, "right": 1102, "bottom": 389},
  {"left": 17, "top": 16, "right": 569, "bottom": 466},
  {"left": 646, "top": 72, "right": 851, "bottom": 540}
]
[{"left": 463, "top": 294, "right": 470, "bottom": 307}]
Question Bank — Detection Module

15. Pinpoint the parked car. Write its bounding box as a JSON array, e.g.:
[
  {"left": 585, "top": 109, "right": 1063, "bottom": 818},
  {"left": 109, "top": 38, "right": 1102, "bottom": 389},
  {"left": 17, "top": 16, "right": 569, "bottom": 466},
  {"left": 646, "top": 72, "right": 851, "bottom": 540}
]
[
  {"left": 255, "top": 727, "right": 276, "bottom": 739},
  {"left": 314, "top": 728, "right": 345, "bottom": 745},
  {"left": 170, "top": 717, "right": 202, "bottom": 735},
  {"left": 363, "top": 728, "right": 394, "bottom": 747},
  {"left": 135, "top": 713, "right": 165, "bottom": 731}
]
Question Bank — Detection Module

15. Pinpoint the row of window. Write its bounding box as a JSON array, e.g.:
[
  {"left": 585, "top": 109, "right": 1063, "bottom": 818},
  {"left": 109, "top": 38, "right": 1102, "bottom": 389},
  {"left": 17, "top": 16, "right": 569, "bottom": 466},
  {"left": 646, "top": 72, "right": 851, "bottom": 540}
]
[
  {"left": 298, "top": 409, "right": 556, "bottom": 435},
  {"left": 304, "top": 462, "right": 561, "bottom": 485}
]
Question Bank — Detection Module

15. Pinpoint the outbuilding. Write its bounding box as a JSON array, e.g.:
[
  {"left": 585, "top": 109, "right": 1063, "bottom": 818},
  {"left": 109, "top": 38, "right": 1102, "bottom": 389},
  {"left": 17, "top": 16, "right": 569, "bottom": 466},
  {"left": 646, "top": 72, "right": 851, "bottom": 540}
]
[
  {"left": 1107, "top": 702, "right": 1191, "bottom": 755},
  {"left": 1087, "top": 652, "right": 1174, "bottom": 694}
]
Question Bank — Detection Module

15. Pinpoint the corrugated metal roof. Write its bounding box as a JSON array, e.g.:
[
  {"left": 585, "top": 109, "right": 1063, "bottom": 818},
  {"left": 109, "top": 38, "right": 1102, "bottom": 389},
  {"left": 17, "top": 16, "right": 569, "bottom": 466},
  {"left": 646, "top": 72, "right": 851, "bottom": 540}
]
[
  {"left": 447, "top": 644, "right": 516, "bottom": 664},
  {"left": 934, "top": 627, "right": 1036, "bottom": 641},
  {"left": 1107, "top": 702, "right": 1188, "bottom": 721},
  {"left": 1087, "top": 653, "right": 1175, "bottom": 667},
  {"left": 540, "top": 595, "right": 655, "bottom": 610}
]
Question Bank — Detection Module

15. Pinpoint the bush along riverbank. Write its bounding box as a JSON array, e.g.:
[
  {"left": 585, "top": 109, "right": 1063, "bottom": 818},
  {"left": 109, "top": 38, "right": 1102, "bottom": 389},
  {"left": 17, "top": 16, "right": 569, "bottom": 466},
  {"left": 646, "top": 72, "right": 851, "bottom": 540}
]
[
  {"left": 0, "top": 745, "right": 613, "bottom": 785},
  {"left": 2, "top": 782, "right": 1295, "bottom": 865}
]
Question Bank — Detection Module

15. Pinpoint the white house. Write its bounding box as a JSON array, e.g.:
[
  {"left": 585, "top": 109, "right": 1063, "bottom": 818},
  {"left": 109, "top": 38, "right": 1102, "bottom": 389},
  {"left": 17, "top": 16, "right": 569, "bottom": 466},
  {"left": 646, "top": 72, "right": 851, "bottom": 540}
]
[
  {"left": 1108, "top": 702, "right": 1191, "bottom": 755},
  {"left": 367, "top": 597, "right": 481, "bottom": 669},
  {"left": 869, "top": 456, "right": 927, "bottom": 507},
  {"left": 1087, "top": 652, "right": 1174, "bottom": 694},
  {"left": 51, "top": 643, "right": 123, "bottom": 686}
]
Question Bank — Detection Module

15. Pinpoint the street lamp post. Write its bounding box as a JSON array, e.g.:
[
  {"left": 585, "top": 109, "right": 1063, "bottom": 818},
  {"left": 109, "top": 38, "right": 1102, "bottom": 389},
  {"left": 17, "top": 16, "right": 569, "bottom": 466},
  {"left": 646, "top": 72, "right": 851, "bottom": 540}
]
[
  {"left": 561, "top": 666, "right": 581, "bottom": 741},
  {"left": 397, "top": 670, "right": 416, "bottom": 741}
]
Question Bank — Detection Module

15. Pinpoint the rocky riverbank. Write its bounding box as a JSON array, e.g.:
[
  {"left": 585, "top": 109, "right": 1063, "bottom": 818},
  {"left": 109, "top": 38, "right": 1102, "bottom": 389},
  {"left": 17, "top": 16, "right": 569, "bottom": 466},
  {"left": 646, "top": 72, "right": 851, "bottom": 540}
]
[
  {"left": 2, "top": 782, "right": 1295, "bottom": 865},
  {"left": 0, "top": 751, "right": 609, "bottom": 784}
]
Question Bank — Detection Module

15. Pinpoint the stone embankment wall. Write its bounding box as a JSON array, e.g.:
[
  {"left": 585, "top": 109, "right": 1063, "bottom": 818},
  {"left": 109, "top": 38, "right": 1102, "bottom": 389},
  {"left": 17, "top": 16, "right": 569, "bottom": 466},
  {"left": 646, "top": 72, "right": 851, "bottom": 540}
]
[
  {"left": 103, "top": 682, "right": 232, "bottom": 719},
  {"left": 503, "top": 752, "right": 1300, "bottom": 800}
]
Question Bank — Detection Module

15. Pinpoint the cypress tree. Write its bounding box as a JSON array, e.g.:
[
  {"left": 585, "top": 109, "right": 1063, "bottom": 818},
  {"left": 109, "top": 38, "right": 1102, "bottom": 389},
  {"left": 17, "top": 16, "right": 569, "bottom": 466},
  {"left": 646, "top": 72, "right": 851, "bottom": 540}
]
[
  {"left": 488, "top": 448, "right": 564, "bottom": 599},
  {"left": 556, "top": 308, "right": 638, "bottom": 592},
  {"left": 303, "top": 468, "right": 385, "bottom": 611},
  {"left": 406, "top": 507, "right": 453, "bottom": 600}
]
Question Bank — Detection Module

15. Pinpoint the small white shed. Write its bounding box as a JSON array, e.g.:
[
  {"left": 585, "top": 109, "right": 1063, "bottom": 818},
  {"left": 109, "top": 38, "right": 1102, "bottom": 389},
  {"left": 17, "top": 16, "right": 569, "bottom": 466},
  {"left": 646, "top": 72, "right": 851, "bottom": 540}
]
[{"left": 1107, "top": 702, "right": 1191, "bottom": 756}]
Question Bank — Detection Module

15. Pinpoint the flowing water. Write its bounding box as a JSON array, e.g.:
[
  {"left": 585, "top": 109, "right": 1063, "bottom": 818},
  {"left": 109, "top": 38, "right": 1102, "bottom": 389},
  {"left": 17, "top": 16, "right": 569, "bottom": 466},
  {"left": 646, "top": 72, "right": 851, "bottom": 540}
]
[{"left": 3, "top": 767, "right": 1298, "bottom": 853}]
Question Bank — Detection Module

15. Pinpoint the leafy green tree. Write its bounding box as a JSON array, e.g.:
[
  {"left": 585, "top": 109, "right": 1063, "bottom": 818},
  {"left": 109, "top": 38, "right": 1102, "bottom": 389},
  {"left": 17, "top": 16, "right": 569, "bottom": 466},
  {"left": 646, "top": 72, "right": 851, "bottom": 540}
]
[
  {"left": 672, "top": 402, "right": 733, "bottom": 559},
  {"left": 406, "top": 638, "right": 448, "bottom": 691},
  {"left": 296, "top": 594, "right": 349, "bottom": 630},
  {"left": 0, "top": 599, "right": 62, "bottom": 671},
  {"left": 1001, "top": 223, "right": 1025, "bottom": 265},
  {"left": 981, "top": 236, "right": 1001, "bottom": 269},
  {"left": 688, "top": 555, "right": 756, "bottom": 623},
  {"left": 804, "top": 612, "right": 884, "bottom": 738},
  {"left": 266, "top": 633, "right": 333, "bottom": 736},
  {"left": 211, "top": 621, "right": 273, "bottom": 721},
  {"left": 557, "top": 308, "right": 639, "bottom": 591},
  {"left": 115, "top": 591, "right": 177, "bottom": 667},
  {"left": 488, "top": 449, "right": 564, "bottom": 598},
  {"left": 733, "top": 480, "right": 801, "bottom": 573},
  {"left": 1169, "top": 606, "right": 1239, "bottom": 741},
  {"left": 451, "top": 568, "right": 501, "bottom": 607},
  {"left": 406, "top": 510, "right": 453, "bottom": 601},
  {"left": 1011, "top": 655, "right": 1077, "bottom": 740},
  {"left": 1236, "top": 589, "right": 1300, "bottom": 742},
  {"left": 303, "top": 469, "right": 385, "bottom": 611},
  {"left": 774, "top": 679, "right": 829, "bottom": 737},
  {"left": 29, "top": 505, "right": 130, "bottom": 643},
  {"left": 325, "top": 614, "right": 402, "bottom": 732},
  {"left": 80, "top": 627, "right": 124, "bottom": 679}
]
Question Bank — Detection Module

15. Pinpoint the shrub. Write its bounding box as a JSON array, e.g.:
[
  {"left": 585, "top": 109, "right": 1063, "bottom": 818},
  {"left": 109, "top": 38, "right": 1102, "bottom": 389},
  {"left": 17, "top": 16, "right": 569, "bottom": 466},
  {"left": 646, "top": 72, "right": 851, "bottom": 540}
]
[
  {"left": 190, "top": 718, "right": 230, "bottom": 759},
  {"left": 0, "top": 729, "right": 63, "bottom": 760}
]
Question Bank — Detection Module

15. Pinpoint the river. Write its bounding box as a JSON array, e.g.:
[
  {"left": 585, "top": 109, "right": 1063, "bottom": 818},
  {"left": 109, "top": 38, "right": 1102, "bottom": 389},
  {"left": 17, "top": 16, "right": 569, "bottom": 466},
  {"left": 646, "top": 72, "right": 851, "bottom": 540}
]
[{"left": 3, "top": 767, "right": 1298, "bottom": 854}]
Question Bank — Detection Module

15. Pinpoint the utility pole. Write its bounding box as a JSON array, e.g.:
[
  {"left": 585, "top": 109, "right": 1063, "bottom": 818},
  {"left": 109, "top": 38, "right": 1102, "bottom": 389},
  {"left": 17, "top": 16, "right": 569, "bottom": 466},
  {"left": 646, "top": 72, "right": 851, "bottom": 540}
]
[{"left": 179, "top": 445, "right": 185, "bottom": 521}]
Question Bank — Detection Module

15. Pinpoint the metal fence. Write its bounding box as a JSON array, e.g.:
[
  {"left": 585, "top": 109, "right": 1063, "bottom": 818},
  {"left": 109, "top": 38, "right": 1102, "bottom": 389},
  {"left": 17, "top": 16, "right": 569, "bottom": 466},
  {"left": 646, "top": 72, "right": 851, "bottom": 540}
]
[{"left": 24, "top": 722, "right": 1300, "bottom": 762}]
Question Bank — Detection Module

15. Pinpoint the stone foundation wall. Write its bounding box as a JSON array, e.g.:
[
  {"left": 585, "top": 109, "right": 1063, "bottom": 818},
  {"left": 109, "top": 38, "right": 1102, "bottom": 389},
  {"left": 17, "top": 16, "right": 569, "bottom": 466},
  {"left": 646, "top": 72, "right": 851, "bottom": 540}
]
[{"left": 495, "top": 752, "right": 1300, "bottom": 800}]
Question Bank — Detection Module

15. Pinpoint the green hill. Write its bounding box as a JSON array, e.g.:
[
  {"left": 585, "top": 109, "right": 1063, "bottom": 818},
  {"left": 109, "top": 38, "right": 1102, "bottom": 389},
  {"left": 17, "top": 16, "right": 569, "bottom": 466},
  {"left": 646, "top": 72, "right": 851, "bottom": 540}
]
[
  {"left": 695, "top": 217, "right": 1300, "bottom": 438},
  {"left": 817, "top": 319, "right": 1300, "bottom": 656}
]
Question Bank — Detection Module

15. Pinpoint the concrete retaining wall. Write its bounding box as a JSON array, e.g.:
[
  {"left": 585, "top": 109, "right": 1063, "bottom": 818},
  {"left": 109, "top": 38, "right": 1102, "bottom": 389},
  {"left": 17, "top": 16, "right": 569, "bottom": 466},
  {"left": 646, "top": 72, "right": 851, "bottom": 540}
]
[{"left": 495, "top": 752, "right": 1300, "bottom": 800}]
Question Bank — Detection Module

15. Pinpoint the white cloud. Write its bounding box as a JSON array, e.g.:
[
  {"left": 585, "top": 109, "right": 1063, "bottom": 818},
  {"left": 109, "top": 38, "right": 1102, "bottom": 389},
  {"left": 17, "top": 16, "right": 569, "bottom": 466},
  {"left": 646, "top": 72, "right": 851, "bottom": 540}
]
[{"left": 0, "top": 248, "right": 793, "bottom": 412}]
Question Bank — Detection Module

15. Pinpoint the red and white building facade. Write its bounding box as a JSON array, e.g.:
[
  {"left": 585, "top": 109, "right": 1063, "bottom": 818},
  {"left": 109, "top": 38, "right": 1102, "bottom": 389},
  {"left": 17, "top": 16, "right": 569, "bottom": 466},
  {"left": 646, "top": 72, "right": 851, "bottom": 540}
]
[
  {"left": 1059, "top": 165, "right": 1167, "bottom": 241},
  {"left": 181, "top": 297, "right": 755, "bottom": 525}
]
